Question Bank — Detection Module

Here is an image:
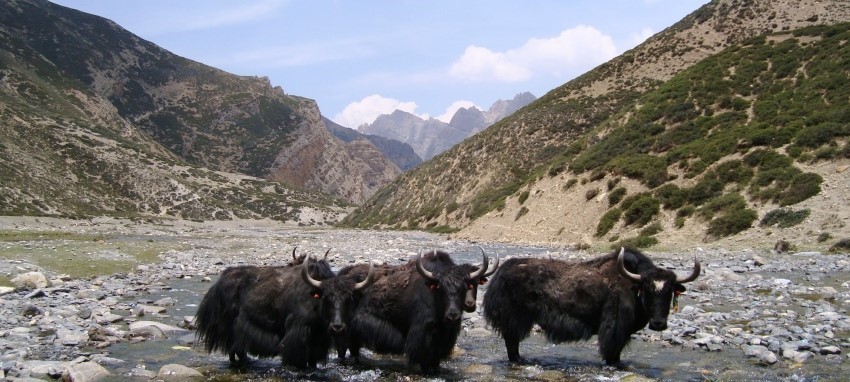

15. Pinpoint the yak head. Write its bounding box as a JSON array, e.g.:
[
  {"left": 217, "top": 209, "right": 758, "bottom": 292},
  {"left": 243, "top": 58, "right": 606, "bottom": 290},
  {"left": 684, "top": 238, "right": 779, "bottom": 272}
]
[
  {"left": 461, "top": 247, "right": 499, "bottom": 312},
  {"left": 415, "top": 249, "right": 491, "bottom": 322},
  {"left": 617, "top": 247, "right": 700, "bottom": 331},
  {"left": 302, "top": 253, "right": 375, "bottom": 336}
]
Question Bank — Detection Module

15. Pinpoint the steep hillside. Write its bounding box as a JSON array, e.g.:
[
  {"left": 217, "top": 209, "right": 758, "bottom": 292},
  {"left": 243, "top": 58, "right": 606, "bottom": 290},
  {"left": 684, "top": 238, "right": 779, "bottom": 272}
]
[
  {"left": 0, "top": 0, "right": 398, "bottom": 205},
  {"left": 344, "top": 0, "right": 850, "bottom": 251}
]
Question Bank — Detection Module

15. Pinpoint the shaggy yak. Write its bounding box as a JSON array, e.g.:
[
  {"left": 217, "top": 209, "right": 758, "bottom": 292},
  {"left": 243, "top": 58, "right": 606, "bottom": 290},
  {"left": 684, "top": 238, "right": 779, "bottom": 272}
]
[
  {"left": 483, "top": 247, "right": 700, "bottom": 365},
  {"left": 335, "top": 249, "right": 494, "bottom": 372},
  {"left": 194, "top": 248, "right": 374, "bottom": 368}
]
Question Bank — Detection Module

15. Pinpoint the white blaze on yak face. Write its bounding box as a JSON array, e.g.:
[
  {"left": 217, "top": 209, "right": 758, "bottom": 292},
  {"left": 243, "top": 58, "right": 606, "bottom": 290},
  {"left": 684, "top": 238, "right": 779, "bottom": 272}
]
[{"left": 653, "top": 280, "right": 666, "bottom": 292}]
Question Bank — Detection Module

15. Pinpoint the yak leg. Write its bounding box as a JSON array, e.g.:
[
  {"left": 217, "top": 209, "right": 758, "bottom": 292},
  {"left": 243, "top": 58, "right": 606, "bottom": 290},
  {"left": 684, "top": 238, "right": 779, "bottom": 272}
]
[
  {"left": 503, "top": 312, "right": 534, "bottom": 363},
  {"left": 597, "top": 296, "right": 634, "bottom": 366}
]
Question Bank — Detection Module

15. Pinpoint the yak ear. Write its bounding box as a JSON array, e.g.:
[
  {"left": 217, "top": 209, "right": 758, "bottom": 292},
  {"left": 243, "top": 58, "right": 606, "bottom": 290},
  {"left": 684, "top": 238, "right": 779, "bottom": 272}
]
[{"left": 674, "top": 284, "right": 687, "bottom": 294}]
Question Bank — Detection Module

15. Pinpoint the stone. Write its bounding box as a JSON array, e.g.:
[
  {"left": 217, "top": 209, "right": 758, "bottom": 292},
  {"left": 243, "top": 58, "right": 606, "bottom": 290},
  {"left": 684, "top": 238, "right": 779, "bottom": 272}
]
[
  {"left": 156, "top": 364, "right": 203, "bottom": 380},
  {"left": 62, "top": 361, "right": 110, "bottom": 382},
  {"left": 821, "top": 345, "right": 841, "bottom": 355},
  {"left": 129, "top": 320, "right": 188, "bottom": 333},
  {"left": 0, "top": 286, "right": 14, "bottom": 296},
  {"left": 11, "top": 272, "right": 48, "bottom": 289}
]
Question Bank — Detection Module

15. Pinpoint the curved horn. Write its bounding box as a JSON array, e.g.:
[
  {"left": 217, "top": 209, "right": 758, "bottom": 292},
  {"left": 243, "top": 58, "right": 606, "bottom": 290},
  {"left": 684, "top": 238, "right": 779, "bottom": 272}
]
[
  {"left": 323, "top": 248, "right": 331, "bottom": 261},
  {"left": 292, "top": 247, "right": 298, "bottom": 261},
  {"left": 483, "top": 252, "right": 500, "bottom": 277},
  {"left": 676, "top": 257, "right": 701, "bottom": 283},
  {"left": 415, "top": 253, "right": 436, "bottom": 281},
  {"left": 617, "top": 247, "right": 641, "bottom": 282},
  {"left": 353, "top": 261, "right": 376, "bottom": 291},
  {"left": 301, "top": 253, "right": 322, "bottom": 288},
  {"left": 468, "top": 246, "right": 489, "bottom": 279}
]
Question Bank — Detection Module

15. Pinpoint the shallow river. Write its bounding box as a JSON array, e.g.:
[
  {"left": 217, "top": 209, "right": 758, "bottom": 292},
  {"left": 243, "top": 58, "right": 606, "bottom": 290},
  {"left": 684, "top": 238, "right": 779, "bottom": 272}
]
[{"left": 101, "top": 244, "right": 849, "bottom": 382}]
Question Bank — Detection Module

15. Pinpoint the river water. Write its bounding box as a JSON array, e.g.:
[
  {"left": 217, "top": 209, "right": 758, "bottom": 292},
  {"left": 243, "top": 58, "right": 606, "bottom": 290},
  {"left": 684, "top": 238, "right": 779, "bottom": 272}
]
[{"left": 100, "top": 242, "right": 850, "bottom": 382}]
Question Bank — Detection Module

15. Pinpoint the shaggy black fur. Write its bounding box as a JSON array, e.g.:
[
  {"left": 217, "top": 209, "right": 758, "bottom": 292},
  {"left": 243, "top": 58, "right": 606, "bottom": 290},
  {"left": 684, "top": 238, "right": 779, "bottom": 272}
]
[
  {"left": 482, "top": 247, "right": 698, "bottom": 365},
  {"left": 194, "top": 255, "right": 334, "bottom": 368},
  {"left": 336, "top": 252, "right": 486, "bottom": 373}
]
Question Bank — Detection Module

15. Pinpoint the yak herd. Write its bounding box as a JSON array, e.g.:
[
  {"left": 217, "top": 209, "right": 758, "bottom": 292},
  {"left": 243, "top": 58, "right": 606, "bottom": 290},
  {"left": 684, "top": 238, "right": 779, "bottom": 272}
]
[{"left": 194, "top": 246, "right": 701, "bottom": 372}]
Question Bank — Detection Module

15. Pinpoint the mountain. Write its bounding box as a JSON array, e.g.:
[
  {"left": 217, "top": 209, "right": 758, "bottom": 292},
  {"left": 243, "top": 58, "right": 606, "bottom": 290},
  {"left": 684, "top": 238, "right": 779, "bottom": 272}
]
[
  {"left": 358, "top": 92, "right": 536, "bottom": 160},
  {"left": 343, "top": 0, "right": 850, "bottom": 251},
  {"left": 324, "top": 117, "right": 422, "bottom": 171},
  {"left": 0, "top": 0, "right": 399, "bottom": 222}
]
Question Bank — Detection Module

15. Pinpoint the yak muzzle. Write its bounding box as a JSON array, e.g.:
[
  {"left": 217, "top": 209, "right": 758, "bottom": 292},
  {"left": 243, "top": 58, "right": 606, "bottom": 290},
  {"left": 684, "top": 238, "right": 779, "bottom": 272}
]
[
  {"left": 648, "top": 320, "right": 668, "bottom": 331},
  {"left": 329, "top": 323, "right": 347, "bottom": 334}
]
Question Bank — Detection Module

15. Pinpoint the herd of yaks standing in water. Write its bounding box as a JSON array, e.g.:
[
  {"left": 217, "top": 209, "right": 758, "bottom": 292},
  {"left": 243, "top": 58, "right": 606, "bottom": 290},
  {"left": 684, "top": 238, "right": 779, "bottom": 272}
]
[{"left": 194, "top": 246, "right": 701, "bottom": 373}]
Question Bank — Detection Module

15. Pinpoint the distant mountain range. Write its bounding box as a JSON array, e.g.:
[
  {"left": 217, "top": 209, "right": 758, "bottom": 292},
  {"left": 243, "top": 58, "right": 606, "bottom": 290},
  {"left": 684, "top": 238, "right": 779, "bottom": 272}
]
[{"left": 359, "top": 92, "right": 536, "bottom": 160}]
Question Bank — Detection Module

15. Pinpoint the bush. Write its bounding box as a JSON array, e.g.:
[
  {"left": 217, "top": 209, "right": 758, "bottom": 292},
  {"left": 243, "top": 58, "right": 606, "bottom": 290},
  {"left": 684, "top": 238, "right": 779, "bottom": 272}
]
[
  {"left": 515, "top": 206, "right": 529, "bottom": 221},
  {"left": 518, "top": 190, "right": 530, "bottom": 205},
  {"left": 654, "top": 184, "right": 687, "bottom": 209},
  {"left": 707, "top": 208, "right": 758, "bottom": 237},
  {"left": 622, "top": 195, "right": 660, "bottom": 227},
  {"left": 699, "top": 194, "right": 748, "bottom": 220},
  {"left": 640, "top": 222, "right": 663, "bottom": 236},
  {"left": 595, "top": 208, "right": 622, "bottom": 237},
  {"left": 760, "top": 208, "right": 811, "bottom": 228},
  {"left": 829, "top": 238, "right": 850, "bottom": 253},
  {"left": 610, "top": 235, "right": 659, "bottom": 249},
  {"left": 780, "top": 172, "right": 822, "bottom": 206},
  {"left": 585, "top": 188, "right": 600, "bottom": 201},
  {"left": 608, "top": 187, "right": 627, "bottom": 206}
]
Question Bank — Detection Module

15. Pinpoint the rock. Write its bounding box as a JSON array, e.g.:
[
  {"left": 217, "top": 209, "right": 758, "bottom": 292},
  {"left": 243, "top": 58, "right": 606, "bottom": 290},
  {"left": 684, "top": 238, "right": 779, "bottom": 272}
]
[
  {"left": 0, "top": 286, "right": 14, "bottom": 295},
  {"left": 129, "top": 320, "right": 188, "bottom": 333},
  {"left": 466, "top": 327, "right": 491, "bottom": 337},
  {"left": 62, "top": 361, "right": 110, "bottom": 382},
  {"left": 128, "top": 324, "right": 167, "bottom": 340},
  {"left": 25, "top": 360, "right": 68, "bottom": 379},
  {"left": 821, "top": 345, "right": 841, "bottom": 355},
  {"left": 464, "top": 364, "right": 493, "bottom": 374},
  {"left": 11, "top": 272, "right": 48, "bottom": 289},
  {"left": 743, "top": 345, "right": 778, "bottom": 365},
  {"left": 155, "top": 364, "right": 203, "bottom": 380}
]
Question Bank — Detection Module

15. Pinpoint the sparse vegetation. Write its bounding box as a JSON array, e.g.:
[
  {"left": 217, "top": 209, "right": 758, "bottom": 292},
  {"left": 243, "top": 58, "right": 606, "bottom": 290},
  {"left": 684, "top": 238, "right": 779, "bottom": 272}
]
[{"left": 760, "top": 208, "right": 811, "bottom": 228}]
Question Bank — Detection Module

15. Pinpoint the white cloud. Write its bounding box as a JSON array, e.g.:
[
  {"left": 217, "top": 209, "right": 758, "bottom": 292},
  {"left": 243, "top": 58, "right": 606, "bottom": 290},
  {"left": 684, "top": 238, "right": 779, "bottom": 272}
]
[
  {"left": 448, "top": 25, "right": 617, "bottom": 83},
  {"left": 629, "top": 27, "right": 656, "bottom": 47},
  {"left": 333, "top": 95, "right": 427, "bottom": 129},
  {"left": 183, "top": 0, "right": 288, "bottom": 31},
  {"left": 436, "top": 100, "right": 478, "bottom": 123}
]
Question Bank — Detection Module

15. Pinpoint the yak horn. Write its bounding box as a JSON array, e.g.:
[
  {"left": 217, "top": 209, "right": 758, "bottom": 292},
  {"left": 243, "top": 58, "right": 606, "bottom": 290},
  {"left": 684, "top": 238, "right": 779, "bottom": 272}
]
[
  {"left": 354, "top": 261, "right": 376, "bottom": 291},
  {"left": 617, "top": 247, "right": 642, "bottom": 282},
  {"left": 676, "top": 257, "right": 701, "bottom": 283},
  {"left": 301, "top": 253, "right": 322, "bottom": 288},
  {"left": 415, "top": 253, "right": 436, "bottom": 281},
  {"left": 323, "top": 248, "right": 331, "bottom": 261},
  {"left": 484, "top": 252, "right": 500, "bottom": 277},
  {"left": 468, "top": 246, "right": 489, "bottom": 279},
  {"left": 292, "top": 247, "right": 298, "bottom": 261}
]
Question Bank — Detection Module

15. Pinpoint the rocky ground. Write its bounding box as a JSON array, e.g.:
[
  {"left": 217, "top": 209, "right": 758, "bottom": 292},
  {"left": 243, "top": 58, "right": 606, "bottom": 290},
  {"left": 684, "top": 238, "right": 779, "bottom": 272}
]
[{"left": 1, "top": 216, "right": 850, "bottom": 381}]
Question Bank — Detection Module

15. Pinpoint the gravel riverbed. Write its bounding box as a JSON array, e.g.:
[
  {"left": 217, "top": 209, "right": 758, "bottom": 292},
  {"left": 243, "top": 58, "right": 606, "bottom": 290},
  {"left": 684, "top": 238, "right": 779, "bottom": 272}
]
[{"left": 1, "top": 217, "right": 849, "bottom": 381}]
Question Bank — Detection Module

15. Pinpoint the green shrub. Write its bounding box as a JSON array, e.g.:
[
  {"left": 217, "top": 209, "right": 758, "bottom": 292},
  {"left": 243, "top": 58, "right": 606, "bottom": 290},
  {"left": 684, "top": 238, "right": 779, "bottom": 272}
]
[
  {"left": 585, "top": 188, "right": 600, "bottom": 201},
  {"left": 707, "top": 208, "right": 758, "bottom": 237},
  {"left": 514, "top": 206, "right": 530, "bottom": 221},
  {"left": 829, "top": 238, "right": 850, "bottom": 253},
  {"left": 518, "top": 190, "right": 530, "bottom": 205},
  {"left": 608, "top": 187, "right": 627, "bottom": 206},
  {"left": 610, "top": 235, "right": 659, "bottom": 249},
  {"left": 699, "top": 193, "right": 748, "bottom": 220},
  {"left": 596, "top": 208, "right": 622, "bottom": 237},
  {"left": 760, "top": 208, "right": 811, "bottom": 228},
  {"left": 780, "top": 172, "right": 822, "bottom": 206},
  {"left": 622, "top": 195, "right": 660, "bottom": 227},
  {"left": 654, "top": 184, "right": 687, "bottom": 209},
  {"left": 640, "top": 222, "right": 663, "bottom": 236},
  {"left": 563, "top": 178, "right": 578, "bottom": 190}
]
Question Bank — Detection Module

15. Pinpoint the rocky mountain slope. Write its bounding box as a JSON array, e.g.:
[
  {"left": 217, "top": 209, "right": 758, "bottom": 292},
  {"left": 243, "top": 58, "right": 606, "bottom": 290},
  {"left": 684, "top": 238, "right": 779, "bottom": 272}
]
[
  {"left": 0, "top": 0, "right": 399, "bottom": 224},
  {"left": 324, "top": 117, "right": 422, "bottom": 171},
  {"left": 344, "top": 0, "right": 850, "bottom": 251},
  {"left": 358, "top": 92, "right": 536, "bottom": 160}
]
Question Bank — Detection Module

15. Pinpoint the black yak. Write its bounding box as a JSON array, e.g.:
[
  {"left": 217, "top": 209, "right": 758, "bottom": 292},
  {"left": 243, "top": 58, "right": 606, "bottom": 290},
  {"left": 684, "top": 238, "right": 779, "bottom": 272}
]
[
  {"left": 194, "top": 248, "right": 373, "bottom": 368},
  {"left": 422, "top": 247, "right": 498, "bottom": 312},
  {"left": 337, "top": 250, "right": 492, "bottom": 372},
  {"left": 482, "top": 247, "right": 700, "bottom": 365}
]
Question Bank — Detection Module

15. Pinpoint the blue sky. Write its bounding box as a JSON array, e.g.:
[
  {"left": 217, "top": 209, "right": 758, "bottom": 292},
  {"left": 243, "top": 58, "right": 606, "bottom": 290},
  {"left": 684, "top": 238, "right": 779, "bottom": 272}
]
[{"left": 51, "top": 0, "right": 708, "bottom": 129}]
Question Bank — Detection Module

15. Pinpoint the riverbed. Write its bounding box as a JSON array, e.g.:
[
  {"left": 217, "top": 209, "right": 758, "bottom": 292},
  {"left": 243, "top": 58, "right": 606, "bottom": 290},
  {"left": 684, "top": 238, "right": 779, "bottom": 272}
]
[{"left": 1, "top": 217, "right": 849, "bottom": 381}]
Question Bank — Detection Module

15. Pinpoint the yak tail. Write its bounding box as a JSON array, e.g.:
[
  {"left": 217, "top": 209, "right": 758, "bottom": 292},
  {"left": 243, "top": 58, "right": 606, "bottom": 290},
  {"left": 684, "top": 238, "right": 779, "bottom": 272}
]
[{"left": 194, "top": 281, "right": 237, "bottom": 354}]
